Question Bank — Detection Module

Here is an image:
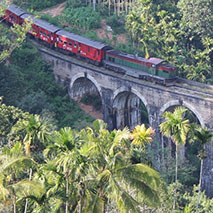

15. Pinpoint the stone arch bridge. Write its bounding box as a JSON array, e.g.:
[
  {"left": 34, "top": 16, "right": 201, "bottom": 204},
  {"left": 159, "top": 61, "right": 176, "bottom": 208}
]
[{"left": 39, "top": 48, "right": 213, "bottom": 197}]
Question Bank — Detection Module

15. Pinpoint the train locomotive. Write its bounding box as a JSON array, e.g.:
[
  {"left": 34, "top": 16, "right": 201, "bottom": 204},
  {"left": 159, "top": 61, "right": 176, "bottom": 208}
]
[{"left": 1, "top": 1, "right": 176, "bottom": 85}]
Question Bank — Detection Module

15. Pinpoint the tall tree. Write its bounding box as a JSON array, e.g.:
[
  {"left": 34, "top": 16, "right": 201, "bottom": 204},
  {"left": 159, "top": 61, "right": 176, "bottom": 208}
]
[
  {"left": 43, "top": 127, "right": 87, "bottom": 212},
  {"left": 160, "top": 107, "right": 190, "bottom": 210},
  {"left": 0, "top": 142, "right": 44, "bottom": 213},
  {"left": 193, "top": 126, "right": 213, "bottom": 212},
  {"left": 80, "top": 120, "right": 163, "bottom": 212},
  {"left": 11, "top": 114, "right": 55, "bottom": 212}
]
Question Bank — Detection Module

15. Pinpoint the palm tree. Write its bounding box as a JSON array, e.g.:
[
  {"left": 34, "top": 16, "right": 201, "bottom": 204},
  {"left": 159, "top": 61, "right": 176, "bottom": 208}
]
[
  {"left": 160, "top": 106, "right": 190, "bottom": 210},
  {"left": 14, "top": 114, "right": 55, "bottom": 213},
  {"left": 0, "top": 142, "right": 44, "bottom": 213},
  {"left": 43, "top": 127, "right": 87, "bottom": 213},
  {"left": 193, "top": 126, "right": 212, "bottom": 212},
  {"left": 131, "top": 124, "right": 155, "bottom": 147},
  {"left": 80, "top": 120, "right": 163, "bottom": 212}
]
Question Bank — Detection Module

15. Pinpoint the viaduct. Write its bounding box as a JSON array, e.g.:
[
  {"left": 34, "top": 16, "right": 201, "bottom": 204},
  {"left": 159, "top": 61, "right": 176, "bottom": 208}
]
[{"left": 39, "top": 47, "right": 213, "bottom": 197}]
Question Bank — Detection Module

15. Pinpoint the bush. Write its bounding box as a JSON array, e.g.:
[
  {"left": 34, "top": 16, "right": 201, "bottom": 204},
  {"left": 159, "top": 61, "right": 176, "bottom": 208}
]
[
  {"left": 14, "top": 0, "right": 65, "bottom": 10},
  {"left": 80, "top": 93, "right": 102, "bottom": 111},
  {"left": 40, "top": 14, "right": 63, "bottom": 28},
  {"left": 106, "top": 14, "right": 126, "bottom": 34},
  {"left": 61, "top": 7, "right": 101, "bottom": 30}
]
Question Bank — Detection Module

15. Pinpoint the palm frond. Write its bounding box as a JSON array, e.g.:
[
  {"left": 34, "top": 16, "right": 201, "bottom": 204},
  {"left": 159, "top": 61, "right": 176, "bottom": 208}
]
[
  {"left": 84, "top": 190, "right": 103, "bottom": 213},
  {"left": 117, "top": 164, "right": 162, "bottom": 207},
  {"left": 112, "top": 178, "right": 141, "bottom": 213},
  {"left": 0, "top": 184, "right": 10, "bottom": 201},
  {"left": 0, "top": 156, "right": 33, "bottom": 173},
  {"left": 13, "top": 179, "right": 45, "bottom": 201},
  {"left": 131, "top": 124, "right": 154, "bottom": 147}
]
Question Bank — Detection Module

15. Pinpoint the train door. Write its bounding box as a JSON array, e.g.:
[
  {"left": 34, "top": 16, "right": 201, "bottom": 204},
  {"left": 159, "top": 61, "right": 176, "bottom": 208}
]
[
  {"left": 95, "top": 50, "right": 100, "bottom": 60},
  {"left": 78, "top": 43, "right": 81, "bottom": 54}
]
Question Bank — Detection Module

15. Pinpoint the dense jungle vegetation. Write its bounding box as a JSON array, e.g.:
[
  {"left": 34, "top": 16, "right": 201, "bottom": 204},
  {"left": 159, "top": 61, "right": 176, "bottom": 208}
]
[{"left": 0, "top": 0, "right": 213, "bottom": 212}]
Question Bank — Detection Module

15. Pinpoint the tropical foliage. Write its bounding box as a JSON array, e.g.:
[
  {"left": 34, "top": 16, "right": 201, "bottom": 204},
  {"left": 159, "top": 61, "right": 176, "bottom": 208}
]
[
  {"left": 0, "top": 104, "right": 165, "bottom": 212},
  {"left": 160, "top": 107, "right": 190, "bottom": 210},
  {"left": 0, "top": 102, "right": 213, "bottom": 212},
  {"left": 0, "top": 0, "right": 31, "bottom": 63}
]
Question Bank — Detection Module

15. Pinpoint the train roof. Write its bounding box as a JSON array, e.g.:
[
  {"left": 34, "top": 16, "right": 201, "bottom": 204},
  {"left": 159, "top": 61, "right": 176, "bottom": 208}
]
[
  {"left": 107, "top": 50, "right": 166, "bottom": 65},
  {"left": 148, "top": 57, "right": 165, "bottom": 65},
  {"left": 21, "top": 13, "right": 60, "bottom": 33},
  {"left": 56, "top": 29, "right": 111, "bottom": 50},
  {"left": 8, "top": 4, "right": 27, "bottom": 16},
  {"left": 107, "top": 50, "right": 150, "bottom": 63}
]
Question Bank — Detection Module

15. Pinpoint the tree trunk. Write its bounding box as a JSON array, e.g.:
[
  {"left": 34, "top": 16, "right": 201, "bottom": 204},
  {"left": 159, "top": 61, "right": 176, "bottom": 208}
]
[
  {"left": 65, "top": 168, "right": 70, "bottom": 213},
  {"left": 125, "top": 0, "right": 127, "bottom": 14},
  {"left": 161, "top": 134, "right": 165, "bottom": 169},
  {"left": 13, "top": 203, "right": 16, "bottom": 213},
  {"left": 13, "top": 193, "right": 16, "bottom": 213},
  {"left": 24, "top": 168, "right": 32, "bottom": 213},
  {"left": 102, "top": 195, "right": 107, "bottom": 213},
  {"left": 117, "top": 0, "right": 120, "bottom": 14},
  {"left": 108, "top": 0, "right": 111, "bottom": 16},
  {"left": 174, "top": 145, "right": 178, "bottom": 211},
  {"left": 93, "top": 0, "right": 96, "bottom": 11},
  {"left": 196, "top": 159, "right": 203, "bottom": 212},
  {"left": 114, "top": 0, "right": 116, "bottom": 14}
]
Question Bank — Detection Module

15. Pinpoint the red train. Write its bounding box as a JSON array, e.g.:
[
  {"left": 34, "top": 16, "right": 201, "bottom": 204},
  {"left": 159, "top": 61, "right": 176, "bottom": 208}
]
[{"left": 1, "top": 2, "right": 176, "bottom": 83}]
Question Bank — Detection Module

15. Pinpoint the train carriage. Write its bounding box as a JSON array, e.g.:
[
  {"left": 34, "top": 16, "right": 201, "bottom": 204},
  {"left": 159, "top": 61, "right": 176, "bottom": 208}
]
[
  {"left": 3, "top": 3, "right": 27, "bottom": 25},
  {"left": 20, "top": 13, "right": 60, "bottom": 45},
  {"left": 105, "top": 50, "right": 176, "bottom": 79},
  {"left": 56, "top": 30, "right": 111, "bottom": 64}
]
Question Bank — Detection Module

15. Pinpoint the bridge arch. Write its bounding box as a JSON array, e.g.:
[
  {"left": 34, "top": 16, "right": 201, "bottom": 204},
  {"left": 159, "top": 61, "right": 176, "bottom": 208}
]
[
  {"left": 159, "top": 99, "right": 205, "bottom": 127},
  {"left": 69, "top": 73, "right": 102, "bottom": 99},
  {"left": 159, "top": 99, "right": 205, "bottom": 172},
  {"left": 113, "top": 87, "right": 150, "bottom": 113},
  {"left": 112, "top": 86, "right": 150, "bottom": 129}
]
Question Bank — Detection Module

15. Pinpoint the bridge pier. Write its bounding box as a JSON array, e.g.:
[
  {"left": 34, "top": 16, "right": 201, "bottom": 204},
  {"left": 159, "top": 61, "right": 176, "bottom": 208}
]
[
  {"left": 203, "top": 136, "right": 213, "bottom": 197},
  {"left": 101, "top": 88, "right": 114, "bottom": 130}
]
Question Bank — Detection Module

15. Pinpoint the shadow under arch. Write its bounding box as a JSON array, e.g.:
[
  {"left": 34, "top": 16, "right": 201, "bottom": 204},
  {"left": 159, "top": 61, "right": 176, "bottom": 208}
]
[
  {"left": 112, "top": 86, "right": 149, "bottom": 130},
  {"left": 69, "top": 73, "right": 102, "bottom": 100}
]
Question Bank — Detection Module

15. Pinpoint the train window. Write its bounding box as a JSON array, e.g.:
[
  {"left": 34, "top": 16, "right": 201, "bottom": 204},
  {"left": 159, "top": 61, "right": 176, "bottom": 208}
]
[
  {"left": 64, "top": 41, "right": 67, "bottom": 45},
  {"left": 59, "top": 39, "right": 63, "bottom": 43},
  {"left": 40, "top": 30, "right": 43, "bottom": 34},
  {"left": 74, "top": 43, "right": 77, "bottom": 48},
  {"left": 43, "top": 32, "right": 46, "bottom": 36},
  {"left": 163, "top": 70, "right": 168, "bottom": 73},
  {"left": 88, "top": 47, "right": 90, "bottom": 52},
  {"left": 69, "top": 42, "right": 72, "bottom": 46},
  {"left": 47, "top": 34, "right": 50, "bottom": 38}
]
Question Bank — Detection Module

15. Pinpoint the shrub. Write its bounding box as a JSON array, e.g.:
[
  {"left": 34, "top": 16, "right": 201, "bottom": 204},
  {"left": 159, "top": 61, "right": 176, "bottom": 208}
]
[
  {"left": 106, "top": 14, "right": 126, "bottom": 34},
  {"left": 14, "top": 0, "right": 65, "bottom": 10},
  {"left": 61, "top": 7, "right": 101, "bottom": 30},
  {"left": 80, "top": 93, "right": 102, "bottom": 111}
]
